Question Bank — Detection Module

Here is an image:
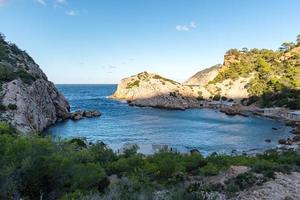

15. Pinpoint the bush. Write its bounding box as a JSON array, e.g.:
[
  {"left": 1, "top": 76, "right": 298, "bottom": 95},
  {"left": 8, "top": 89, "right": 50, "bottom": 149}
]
[
  {"left": 126, "top": 80, "right": 140, "bottom": 89},
  {"left": 15, "top": 69, "right": 36, "bottom": 84},
  {"left": 212, "top": 94, "right": 221, "bottom": 101},
  {"left": 0, "top": 104, "right": 6, "bottom": 111},
  {"left": 225, "top": 172, "right": 266, "bottom": 198},
  {"left": 199, "top": 162, "right": 219, "bottom": 176},
  {"left": 0, "top": 134, "right": 109, "bottom": 199},
  {"left": 7, "top": 104, "right": 17, "bottom": 110},
  {"left": 0, "top": 121, "right": 16, "bottom": 135},
  {"left": 0, "top": 65, "right": 16, "bottom": 83}
]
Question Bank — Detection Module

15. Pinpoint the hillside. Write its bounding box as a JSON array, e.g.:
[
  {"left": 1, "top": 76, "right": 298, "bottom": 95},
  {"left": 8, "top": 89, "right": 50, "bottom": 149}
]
[
  {"left": 184, "top": 64, "right": 221, "bottom": 86},
  {"left": 188, "top": 35, "right": 300, "bottom": 109},
  {"left": 0, "top": 34, "right": 70, "bottom": 133}
]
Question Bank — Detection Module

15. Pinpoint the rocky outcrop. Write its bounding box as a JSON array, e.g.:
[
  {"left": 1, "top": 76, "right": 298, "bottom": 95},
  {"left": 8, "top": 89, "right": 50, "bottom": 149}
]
[
  {"left": 0, "top": 35, "right": 70, "bottom": 133},
  {"left": 70, "top": 110, "right": 101, "bottom": 120},
  {"left": 110, "top": 72, "right": 210, "bottom": 110},
  {"left": 237, "top": 172, "right": 300, "bottom": 200}
]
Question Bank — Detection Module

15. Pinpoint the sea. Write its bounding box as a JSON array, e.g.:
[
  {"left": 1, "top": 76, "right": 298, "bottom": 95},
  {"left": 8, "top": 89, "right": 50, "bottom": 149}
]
[{"left": 46, "top": 84, "right": 292, "bottom": 155}]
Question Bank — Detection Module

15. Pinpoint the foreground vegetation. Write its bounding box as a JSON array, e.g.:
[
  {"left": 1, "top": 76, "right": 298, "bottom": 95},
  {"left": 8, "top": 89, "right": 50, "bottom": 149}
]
[
  {"left": 209, "top": 35, "right": 300, "bottom": 109},
  {"left": 0, "top": 122, "right": 300, "bottom": 200}
]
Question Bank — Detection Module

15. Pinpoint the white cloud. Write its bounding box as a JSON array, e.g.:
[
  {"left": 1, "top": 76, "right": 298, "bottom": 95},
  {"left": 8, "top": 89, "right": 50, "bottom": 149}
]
[
  {"left": 0, "top": 0, "right": 8, "bottom": 6},
  {"left": 36, "top": 0, "right": 46, "bottom": 6},
  {"left": 176, "top": 21, "right": 197, "bottom": 32},
  {"left": 176, "top": 25, "right": 190, "bottom": 32},
  {"left": 66, "top": 10, "right": 79, "bottom": 16},
  {"left": 190, "top": 21, "right": 197, "bottom": 29}
]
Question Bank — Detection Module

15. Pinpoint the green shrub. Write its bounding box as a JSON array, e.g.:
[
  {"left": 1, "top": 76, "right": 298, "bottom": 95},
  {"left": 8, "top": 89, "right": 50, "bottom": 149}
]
[
  {"left": 212, "top": 94, "right": 221, "bottom": 101},
  {"left": 0, "top": 121, "right": 16, "bottom": 135},
  {"left": 126, "top": 80, "right": 140, "bottom": 89},
  {"left": 199, "top": 162, "right": 219, "bottom": 176},
  {"left": 225, "top": 172, "right": 266, "bottom": 198},
  {"left": 69, "top": 138, "right": 87, "bottom": 148},
  {"left": 0, "top": 104, "right": 6, "bottom": 111},
  {"left": 15, "top": 69, "right": 36, "bottom": 84},
  {"left": 0, "top": 65, "right": 16, "bottom": 83},
  {"left": 7, "top": 104, "right": 17, "bottom": 110}
]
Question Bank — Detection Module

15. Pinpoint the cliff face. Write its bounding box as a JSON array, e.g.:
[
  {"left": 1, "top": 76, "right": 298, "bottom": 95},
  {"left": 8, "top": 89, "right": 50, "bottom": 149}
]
[{"left": 0, "top": 35, "right": 70, "bottom": 133}]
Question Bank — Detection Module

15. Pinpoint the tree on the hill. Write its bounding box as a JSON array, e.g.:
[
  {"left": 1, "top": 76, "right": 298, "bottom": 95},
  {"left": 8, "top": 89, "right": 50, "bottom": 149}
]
[
  {"left": 279, "top": 42, "right": 295, "bottom": 52},
  {"left": 297, "top": 34, "right": 300, "bottom": 46}
]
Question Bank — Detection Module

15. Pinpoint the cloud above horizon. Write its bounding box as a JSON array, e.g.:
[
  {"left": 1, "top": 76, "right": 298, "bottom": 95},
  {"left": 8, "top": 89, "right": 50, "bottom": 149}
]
[
  {"left": 176, "top": 21, "right": 197, "bottom": 32},
  {"left": 65, "top": 10, "right": 79, "bottom": 16}
]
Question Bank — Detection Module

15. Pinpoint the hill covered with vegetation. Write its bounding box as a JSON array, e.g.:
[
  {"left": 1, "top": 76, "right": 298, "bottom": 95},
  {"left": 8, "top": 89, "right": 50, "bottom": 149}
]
[{"left": 208, "top": 35, "right": 300, "bottom": 109}]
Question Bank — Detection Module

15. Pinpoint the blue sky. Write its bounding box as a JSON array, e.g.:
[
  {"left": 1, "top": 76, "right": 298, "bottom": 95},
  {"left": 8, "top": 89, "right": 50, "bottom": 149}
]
[{"left": 1, "top": 0, "right": 300, "bottom": 84}]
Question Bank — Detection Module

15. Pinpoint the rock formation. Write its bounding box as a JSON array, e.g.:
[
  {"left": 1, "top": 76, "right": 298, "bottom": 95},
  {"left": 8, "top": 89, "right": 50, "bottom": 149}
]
[
  {"left": 110, "top": 72, "right": 209, "bottom": 109},
  {"left": 0, "top": 35, "right": 70, "bottom": 133}
]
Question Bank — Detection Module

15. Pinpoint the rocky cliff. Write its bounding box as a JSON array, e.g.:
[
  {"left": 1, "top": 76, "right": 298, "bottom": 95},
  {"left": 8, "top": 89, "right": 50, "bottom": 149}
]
[{"left": 0, "top": 34, "right": 70, "bottom": 133}]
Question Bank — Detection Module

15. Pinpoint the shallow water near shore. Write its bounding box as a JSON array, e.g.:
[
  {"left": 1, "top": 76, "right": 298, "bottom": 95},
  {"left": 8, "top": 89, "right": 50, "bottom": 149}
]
[{"left": 47, "top": 84, "right": 292, "bottom": 155}]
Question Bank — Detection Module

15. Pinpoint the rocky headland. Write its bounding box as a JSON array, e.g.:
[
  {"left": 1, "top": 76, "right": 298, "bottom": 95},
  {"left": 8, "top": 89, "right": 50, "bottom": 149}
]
[{"left": 0, "top": 34, "right": 100, "bottom": 133}]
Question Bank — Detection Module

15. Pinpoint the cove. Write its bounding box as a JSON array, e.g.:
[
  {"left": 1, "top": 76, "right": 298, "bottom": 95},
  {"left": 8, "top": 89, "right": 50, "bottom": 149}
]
[{"left": 47, "top": 84, "right": 292, "bottom": 155}]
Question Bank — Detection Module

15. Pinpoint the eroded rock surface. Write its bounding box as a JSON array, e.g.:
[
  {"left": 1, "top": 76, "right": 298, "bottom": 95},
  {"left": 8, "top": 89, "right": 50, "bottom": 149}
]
[{"left": 0, "top": 36, "right": 70, "bottom": 133}]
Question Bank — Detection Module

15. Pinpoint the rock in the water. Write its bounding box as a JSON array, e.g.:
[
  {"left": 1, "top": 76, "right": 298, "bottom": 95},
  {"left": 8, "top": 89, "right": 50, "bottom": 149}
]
[
  {"left": 265, "top": 139, "right": 271, "bottom": 143},
  {"left": 70, "top": 110, "right": 101, "bottom": 120},
  {"left": 84, "top": 110, "right": 101, "bottom": 118},
  {"left": 0, "top": 36, "right": 70, "bottom": 133},
  {"left": 278, "top": 139, "right": 287, "bottom": 145},
  {"left": 71, "top": 110, "right": 84, "bottom": 120}
]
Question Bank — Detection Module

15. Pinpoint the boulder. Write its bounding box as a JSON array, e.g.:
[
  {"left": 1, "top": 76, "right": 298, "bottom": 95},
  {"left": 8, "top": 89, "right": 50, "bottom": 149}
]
[
  {"left": 278, "top": 139, "right": 287, "bottom": 145},
  {"left": 70, "top": 110, "right": 101, "bottom": 121},
  {"left": 71, "top": 110, "right": 84, "bottom": 120},
  {"left": 83, "top": 110, "right": 101, "bottom": 118}
]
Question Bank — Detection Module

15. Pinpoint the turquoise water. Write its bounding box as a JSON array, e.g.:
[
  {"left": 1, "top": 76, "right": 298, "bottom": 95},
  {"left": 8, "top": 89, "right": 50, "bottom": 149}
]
[{"left": 47, "top": 84, "right": 292, "bottom": 155}]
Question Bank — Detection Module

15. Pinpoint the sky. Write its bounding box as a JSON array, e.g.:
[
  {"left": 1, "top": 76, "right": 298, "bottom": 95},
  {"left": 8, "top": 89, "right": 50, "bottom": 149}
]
[{"left": 0, "top": 0, "right": 300, "bottom": 84}]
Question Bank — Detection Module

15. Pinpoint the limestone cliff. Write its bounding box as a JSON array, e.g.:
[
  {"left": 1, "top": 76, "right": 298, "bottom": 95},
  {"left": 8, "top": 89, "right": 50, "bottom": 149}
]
[{"left": 0, "top": 34, "right": 70, "bottom": 133}]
